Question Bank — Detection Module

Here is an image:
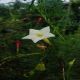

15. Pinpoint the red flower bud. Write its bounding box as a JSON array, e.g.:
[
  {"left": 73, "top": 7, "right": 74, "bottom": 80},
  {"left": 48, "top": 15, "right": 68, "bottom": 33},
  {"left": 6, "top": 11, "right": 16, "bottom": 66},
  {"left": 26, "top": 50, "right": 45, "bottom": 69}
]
[
  {"left": 15, "top": 40, "right": 21, "bottom": 53},
  {"left": 38, "top": 17, "right": 42, "bottom": 22},
  {"left": 36, "top": 16, "right": 43, "bottom": 24}
]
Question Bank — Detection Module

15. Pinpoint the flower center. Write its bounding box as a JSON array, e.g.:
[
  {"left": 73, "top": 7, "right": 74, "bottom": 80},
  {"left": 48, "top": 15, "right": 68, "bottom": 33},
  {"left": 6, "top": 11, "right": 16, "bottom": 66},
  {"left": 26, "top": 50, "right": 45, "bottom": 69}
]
[{"left": 36, "top": 32, "right": 43, "bottom": 37}]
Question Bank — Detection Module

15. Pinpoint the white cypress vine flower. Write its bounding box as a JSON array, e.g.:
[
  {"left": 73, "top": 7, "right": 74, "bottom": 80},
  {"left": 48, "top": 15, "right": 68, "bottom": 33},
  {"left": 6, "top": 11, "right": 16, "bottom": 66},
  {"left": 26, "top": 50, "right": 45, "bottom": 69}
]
[{"left": 22, "top": 26, "right": 55, "bottom": 43}]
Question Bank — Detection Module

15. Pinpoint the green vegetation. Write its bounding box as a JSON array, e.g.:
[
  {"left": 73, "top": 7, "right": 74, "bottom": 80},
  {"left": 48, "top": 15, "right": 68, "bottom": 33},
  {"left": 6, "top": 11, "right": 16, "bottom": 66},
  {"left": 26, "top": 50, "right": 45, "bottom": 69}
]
[{"left": 0, "top": 0, "right": 80, "bottom": 80}]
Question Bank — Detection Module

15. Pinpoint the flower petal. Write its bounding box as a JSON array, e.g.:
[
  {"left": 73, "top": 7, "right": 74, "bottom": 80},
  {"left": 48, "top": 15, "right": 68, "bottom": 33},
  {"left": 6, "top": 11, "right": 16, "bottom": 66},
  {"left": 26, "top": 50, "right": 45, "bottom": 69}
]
[
  {"left": 43, "top": 33, "right": 55, "bottom": 38},
  {"left": 41, "top": 26, "right": 50, "bottom": 33},
  {"left": 32, "top": 37, "right": 43, "bottom": 43},
  {"left": 22, "top": 34, "right": 43, "bottom": 43},
  {"left": 29, "top": 29, "right": 39, "bottom": 35},
  {"left": 22, "top": 35, "right": 31, "bottom": 39}
]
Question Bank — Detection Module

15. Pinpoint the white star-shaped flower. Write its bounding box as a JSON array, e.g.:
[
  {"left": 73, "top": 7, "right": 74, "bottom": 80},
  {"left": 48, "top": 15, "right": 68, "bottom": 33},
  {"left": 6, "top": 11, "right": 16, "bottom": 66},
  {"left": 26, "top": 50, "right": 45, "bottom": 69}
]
[{"left": 22, "top": 26, "right": 55, "bottom": 43}]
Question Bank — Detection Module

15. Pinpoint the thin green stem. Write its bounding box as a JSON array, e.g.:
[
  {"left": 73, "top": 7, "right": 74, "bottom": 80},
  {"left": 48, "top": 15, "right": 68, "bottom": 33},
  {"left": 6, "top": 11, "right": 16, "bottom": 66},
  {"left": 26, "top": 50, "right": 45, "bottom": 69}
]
[
  {"left": 0, "top": 53, "right": 41, "bottom": 66},
  {"left": 63, "top": 66, "right": 66, "bottom": 80}
]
